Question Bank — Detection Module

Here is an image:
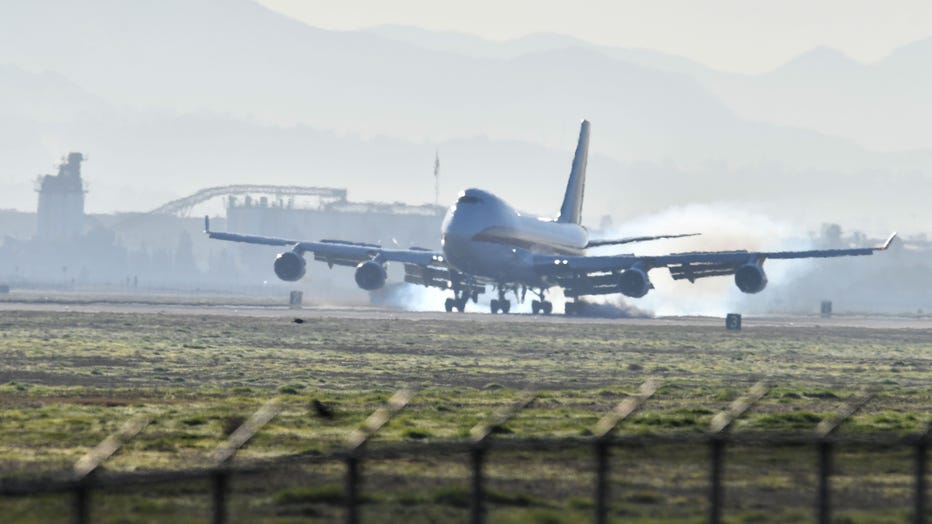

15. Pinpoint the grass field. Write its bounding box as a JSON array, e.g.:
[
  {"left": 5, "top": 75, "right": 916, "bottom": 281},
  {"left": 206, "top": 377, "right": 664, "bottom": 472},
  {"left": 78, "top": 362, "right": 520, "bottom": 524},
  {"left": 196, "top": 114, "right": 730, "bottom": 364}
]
[{"left": 0, "top": 307, "right": 929, "bottom": 522}]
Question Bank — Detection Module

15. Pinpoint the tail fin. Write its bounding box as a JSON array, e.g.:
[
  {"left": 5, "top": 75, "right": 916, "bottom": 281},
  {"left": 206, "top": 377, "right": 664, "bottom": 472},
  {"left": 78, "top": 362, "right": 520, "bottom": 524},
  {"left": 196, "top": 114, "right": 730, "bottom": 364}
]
[{"left": 557, "top": 119, "right": 590, "bottom": 224}]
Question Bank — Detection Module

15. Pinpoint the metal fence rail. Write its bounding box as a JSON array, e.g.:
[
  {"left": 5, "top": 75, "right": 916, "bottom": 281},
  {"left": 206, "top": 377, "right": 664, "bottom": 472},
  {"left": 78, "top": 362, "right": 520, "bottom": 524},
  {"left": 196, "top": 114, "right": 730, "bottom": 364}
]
[{"left": 0, "top": 391, "right": 928, "bottom": 524}]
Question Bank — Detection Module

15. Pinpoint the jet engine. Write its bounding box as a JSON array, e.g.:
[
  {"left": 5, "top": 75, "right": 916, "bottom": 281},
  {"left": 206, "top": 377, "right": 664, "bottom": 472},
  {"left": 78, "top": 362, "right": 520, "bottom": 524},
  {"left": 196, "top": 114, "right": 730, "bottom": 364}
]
[
  {"left": 273, "top": 251, "right": 306, "bottom": 281},
  {"left": 734, "top": 263, "right": 768, "bottom": 294},
  {"left": 354, "top": 261, "right": 387, "bottom": 291},
  {"left": 618, "top": 267, "right": 651, "bottom": 298}
]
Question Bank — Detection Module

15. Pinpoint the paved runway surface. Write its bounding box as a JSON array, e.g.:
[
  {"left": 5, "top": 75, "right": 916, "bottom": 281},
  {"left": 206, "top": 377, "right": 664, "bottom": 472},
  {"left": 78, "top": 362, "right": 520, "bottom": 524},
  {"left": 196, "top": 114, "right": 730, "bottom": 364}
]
[{"left": 2, "top": 290, "right": 930, "bottom": 329}]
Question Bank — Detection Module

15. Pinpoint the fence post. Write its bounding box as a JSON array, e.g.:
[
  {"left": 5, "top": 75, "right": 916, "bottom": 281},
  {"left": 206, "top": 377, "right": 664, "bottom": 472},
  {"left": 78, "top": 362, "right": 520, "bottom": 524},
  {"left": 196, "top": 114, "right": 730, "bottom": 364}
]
[
  {"left": 344, "top": 389, "right": 414, "bottom": 524},
  {"left": 814, "top": 392, "right": 874, "bottom": 524},
  {"left": 593, "top": 439, "right": 608, "bottom": 524},
  {"left": 345, "top": 454, "right": 360, "bottom": 524},
  {"left": 211, "top": 470, "right": 228, "bottom": 524},
  {"left": 72, "top": 481, "right": 90, "bottom": 524},
  {"left": 470, "top": 443, "right": 486, "bottom": 524},
  {"left": 468, "top": 390, "right": 537, "bottom": 524},
  {"left": 707, "top": 381, "right": 769, "bottom": 524},
  {"left": 591, "top": 380, "right": 660, "bottom": 524},
  {"left": 817, "top": 438, "right": 833, "bottom": 524},
  {"left": 71, "top": 414, "right": 152, "bottom": 524},
  {"left": 915, "top": 425, "right": 930, "bottom": 524},
  {"left": 209, "top": 397, "right": 283, "bottom": 524}
]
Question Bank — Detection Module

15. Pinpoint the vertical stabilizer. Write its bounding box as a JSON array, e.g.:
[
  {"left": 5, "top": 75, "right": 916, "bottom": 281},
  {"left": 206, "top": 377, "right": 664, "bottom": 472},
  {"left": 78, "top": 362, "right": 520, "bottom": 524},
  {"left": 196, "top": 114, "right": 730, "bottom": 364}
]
[{"left": 557, "top": 120, "right": 589, "bottom": 224}]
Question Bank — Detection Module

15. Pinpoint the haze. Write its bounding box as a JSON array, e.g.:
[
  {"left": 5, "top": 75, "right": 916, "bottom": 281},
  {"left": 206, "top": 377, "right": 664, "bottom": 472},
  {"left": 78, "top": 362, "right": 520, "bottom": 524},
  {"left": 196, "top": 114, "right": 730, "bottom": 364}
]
[
  {"left": 2, "top": 0, "right": 931, "bottom": 234},
  {"left": 258, "top": 0, "right": 932, "bottom": 74}
]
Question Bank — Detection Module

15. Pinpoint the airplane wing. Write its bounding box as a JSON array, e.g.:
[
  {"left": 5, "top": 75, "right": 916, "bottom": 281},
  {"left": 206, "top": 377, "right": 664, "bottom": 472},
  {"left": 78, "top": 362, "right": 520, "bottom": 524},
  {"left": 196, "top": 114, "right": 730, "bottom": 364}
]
[
  {"left": 205, "top": 216, "right": 442, "bottom": 267},
  {"left": 585, "top": 232, "right": 700, "bottom": 248},
  {"left": 534, "top": 233, "right": 897, "bottom": 297},
  {"left": 205, "top": 216, "right": 479, "bottom": 297}
]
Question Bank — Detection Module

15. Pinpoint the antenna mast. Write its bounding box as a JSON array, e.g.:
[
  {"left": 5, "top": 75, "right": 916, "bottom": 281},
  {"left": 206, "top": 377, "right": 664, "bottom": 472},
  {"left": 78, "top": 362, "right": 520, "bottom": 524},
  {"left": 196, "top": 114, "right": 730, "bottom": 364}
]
[{"left": 433, "top": 150, "right": 440, "bottom": 207}]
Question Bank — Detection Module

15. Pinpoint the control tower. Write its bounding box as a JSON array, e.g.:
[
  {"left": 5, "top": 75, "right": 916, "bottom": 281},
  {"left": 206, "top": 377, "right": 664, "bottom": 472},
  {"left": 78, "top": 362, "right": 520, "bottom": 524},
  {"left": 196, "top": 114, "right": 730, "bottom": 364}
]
[{"left": 36, "top": 152, "right": 86, "bottom": 240}]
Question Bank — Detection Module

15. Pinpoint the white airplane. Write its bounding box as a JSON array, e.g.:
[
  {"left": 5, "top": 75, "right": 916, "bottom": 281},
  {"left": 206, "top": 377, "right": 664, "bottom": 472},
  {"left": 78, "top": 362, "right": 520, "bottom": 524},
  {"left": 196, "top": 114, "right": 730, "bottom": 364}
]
[{"left": 206, "top": 120, "right": 896, "bottom": 315}]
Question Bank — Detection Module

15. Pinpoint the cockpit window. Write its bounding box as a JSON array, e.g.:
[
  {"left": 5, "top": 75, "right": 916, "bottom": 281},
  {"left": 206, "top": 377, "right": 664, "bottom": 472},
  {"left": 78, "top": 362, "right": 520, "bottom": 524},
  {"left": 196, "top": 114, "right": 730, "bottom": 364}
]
[{"left": 457, "top": 195, "right": 481, "bottom": 204}]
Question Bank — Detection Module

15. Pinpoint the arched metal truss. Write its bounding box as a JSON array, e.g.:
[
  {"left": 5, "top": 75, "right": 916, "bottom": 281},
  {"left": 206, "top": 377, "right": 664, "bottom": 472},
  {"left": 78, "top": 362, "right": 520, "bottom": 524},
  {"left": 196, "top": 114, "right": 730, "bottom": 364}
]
[{"left": 149, "top": 185, "right": 348, "bottom": 216}]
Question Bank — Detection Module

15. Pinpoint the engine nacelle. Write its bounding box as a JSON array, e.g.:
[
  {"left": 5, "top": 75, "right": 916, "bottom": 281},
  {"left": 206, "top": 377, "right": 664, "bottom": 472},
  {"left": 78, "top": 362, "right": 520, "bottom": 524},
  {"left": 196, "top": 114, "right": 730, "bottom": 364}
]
[
  {"left": 618, "top": 267, "right": 651, "bottom": 298},
  {"left": 273, "top": 251, "right": 306, "bottom": 281},
  {"left": 734, "top": 263, "right": 768, "bottom": 294},
  {"left": 355, "top": 261, "right": 387, "bottom": 291}
]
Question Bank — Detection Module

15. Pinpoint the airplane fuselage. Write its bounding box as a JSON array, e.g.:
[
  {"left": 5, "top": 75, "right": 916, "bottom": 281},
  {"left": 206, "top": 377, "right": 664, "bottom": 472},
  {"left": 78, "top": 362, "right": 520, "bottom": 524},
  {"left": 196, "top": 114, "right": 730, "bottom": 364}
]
[{"left": 441, "top": 188, "right": 587, "bottom": 286}]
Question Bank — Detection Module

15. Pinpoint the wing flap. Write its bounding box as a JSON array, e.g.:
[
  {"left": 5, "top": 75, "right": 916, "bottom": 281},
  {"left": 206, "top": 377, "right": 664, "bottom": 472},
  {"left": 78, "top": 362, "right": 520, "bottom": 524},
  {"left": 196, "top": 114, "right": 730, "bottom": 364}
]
[
  {"left": 667, "top": 262, "right": 741, "bottom": 282},
  {"left": 556, "top": 272, "right": 628, "bottom": 297},
  {"left": 403, "top": 263, "right": 451, "bottom": 288}
]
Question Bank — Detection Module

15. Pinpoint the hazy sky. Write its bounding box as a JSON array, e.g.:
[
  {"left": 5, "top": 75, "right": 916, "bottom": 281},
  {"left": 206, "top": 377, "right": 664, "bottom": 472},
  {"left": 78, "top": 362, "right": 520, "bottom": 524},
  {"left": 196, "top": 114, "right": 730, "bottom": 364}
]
[{"left": 257, "top": 0, "right": 932, "bottom": 73}]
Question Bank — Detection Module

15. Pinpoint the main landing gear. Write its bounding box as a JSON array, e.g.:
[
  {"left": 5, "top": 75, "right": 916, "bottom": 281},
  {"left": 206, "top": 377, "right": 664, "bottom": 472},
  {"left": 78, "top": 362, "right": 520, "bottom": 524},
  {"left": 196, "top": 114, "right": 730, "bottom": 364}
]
[
  {"left": 488, "top": 286, "right": 552, "bottom": 315},
  {"left": 530, "top": 300, "right": 553, "bottom": 315},
  {"left": 564, "top": 299, "right": 584, "bottom": 316},
  {"left": 444, "top": 288, "right": 478, "bottom": 313},
  {"left": 490, "top": 286, "right": 511, "bottom": 314},
  {"left": 529, "top": 288, "right": 553, "bottom": 315}
]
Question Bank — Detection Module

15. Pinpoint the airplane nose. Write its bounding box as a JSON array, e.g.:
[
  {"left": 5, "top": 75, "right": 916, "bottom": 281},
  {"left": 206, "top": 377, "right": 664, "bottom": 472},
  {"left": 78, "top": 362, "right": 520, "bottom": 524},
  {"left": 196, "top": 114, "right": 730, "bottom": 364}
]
[{"left": 441, "top": 206, "right": 474, "bottom": 262}]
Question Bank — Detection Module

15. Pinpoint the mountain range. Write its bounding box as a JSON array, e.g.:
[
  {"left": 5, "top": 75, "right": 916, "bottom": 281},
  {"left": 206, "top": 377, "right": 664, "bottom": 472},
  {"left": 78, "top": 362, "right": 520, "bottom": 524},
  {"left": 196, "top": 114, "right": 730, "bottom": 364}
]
[{"left": 0, "top": 0, "right": 930, "bottom": 233}]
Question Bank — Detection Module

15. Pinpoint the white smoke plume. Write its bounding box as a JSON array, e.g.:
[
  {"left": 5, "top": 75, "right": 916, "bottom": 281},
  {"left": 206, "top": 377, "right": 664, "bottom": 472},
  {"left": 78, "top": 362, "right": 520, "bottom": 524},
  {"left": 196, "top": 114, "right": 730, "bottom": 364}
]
[
  {"left": 593, "top": 203, "right": 815, "bottom": 316},
  {"left": 369, "top": 282, "right": 450, "bottom": 312}
]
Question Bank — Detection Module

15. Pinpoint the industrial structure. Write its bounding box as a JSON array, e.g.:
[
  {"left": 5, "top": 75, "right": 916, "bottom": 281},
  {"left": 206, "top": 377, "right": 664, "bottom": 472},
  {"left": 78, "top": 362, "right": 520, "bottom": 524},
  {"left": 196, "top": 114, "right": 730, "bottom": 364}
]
[
  {"left": 3, "top": 162, "right": 445, "bottom": 295},
  {"left": 35, "top": 152, "right": 86, "bottom": 241},
  {"left": 225, "top": 190, "right": 442, "bottom": 250},
  {"left": 149, "top": 183, "right": 443, "bottom": 251}
]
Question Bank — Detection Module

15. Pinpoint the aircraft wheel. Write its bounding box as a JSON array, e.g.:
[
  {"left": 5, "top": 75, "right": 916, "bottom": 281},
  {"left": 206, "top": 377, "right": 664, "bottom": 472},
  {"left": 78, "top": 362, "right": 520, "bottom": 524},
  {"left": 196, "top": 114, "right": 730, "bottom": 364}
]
[
  {"left": 455, "top": 298, "right": 468, "bottom": 312},
  {"left": 531, "top": 300, "right": 541, "bottom": 314},
  {"left": 501, "top": 300, "right": 511, "bottom": 314},
  {"left": 444, "top": 298, "right": 455, "bottom": 313},
  {"left": 541, "top": 301, "right": 553, "bottom": 315},
  {"left": 490, "top": 299, "right": 500, "bottom": 314},
  {"left": 565, "top": 302, "right": 576, "bottom": 316}
]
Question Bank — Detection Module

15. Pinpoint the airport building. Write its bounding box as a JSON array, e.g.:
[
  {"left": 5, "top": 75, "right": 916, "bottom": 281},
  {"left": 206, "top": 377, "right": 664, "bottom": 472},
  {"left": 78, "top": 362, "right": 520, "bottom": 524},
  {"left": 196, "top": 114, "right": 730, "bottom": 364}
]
[{"left": 1, "top": 158, "right": 444, "bottom": 298}]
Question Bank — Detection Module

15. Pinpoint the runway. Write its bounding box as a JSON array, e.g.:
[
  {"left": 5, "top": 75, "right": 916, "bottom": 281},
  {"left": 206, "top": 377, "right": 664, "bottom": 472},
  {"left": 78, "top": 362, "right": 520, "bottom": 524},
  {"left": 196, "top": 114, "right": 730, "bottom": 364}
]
[{"left": 2, "top": 289, "right": 930, "bottom": 329}]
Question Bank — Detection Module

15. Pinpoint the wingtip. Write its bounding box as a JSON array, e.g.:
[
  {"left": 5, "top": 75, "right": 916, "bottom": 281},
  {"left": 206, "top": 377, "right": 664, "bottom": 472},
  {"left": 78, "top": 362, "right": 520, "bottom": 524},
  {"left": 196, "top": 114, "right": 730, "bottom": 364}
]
[
  {"left": 204, "top": 215, "right": 210, "bottom": 233},
  {"left": 881, "top": 232, "right": 897, "bottom": 250}
]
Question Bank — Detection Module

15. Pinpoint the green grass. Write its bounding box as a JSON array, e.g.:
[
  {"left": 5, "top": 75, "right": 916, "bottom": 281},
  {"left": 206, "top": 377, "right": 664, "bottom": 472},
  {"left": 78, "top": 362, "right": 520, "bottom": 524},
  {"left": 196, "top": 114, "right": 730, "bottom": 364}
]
[{"left": 0, "top": 309, "right": 929, "bottom": 522}]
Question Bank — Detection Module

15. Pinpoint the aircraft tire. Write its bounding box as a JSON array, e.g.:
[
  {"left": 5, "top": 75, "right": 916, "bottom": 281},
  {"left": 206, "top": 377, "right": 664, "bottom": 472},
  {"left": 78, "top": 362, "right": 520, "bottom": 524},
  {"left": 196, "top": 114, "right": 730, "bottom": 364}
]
[
  {"left": 444, "top": 298, "right": 455, "bottom": 313},
  {"left": 501, "top": 300, "right": 511, "bottom": 314},
  {"left": 455, "top": 298, "right": 468, "bottom": 312},
  {"left": 565, "top": 302, "right": 575, "bottom": 316},
  {"left": 490, "top": 299, "right": 499, "bottom": 314},
  {"left": 541, "top": 301, "right": 553, "bottom": 315},
  {"left": 531, "top": 300, "right": 541, "bottom": 314}
]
